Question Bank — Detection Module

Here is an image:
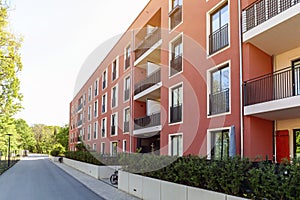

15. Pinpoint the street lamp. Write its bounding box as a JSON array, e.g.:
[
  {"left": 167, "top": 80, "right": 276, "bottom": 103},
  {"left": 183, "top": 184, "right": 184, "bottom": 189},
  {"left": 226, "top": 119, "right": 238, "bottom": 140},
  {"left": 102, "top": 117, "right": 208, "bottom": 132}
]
[{"left": 6, "top": 133, "right": 12, "bottom": 167}]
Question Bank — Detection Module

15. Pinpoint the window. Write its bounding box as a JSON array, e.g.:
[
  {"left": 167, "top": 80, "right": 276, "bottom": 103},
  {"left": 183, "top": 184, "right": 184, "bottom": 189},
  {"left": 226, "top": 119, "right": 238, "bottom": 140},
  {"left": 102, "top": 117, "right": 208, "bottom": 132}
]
[
  {"left": 112, "top": 58, "right": 118, "bottom": 81},
  {"left": 209, "top": 3, "right": 229, "bottom": 54},
  {"left": 111, "top": 113, "right": 118, "bottom": 136},
  {"left": 169, "top": 0, "right": 183, "bottom": 30},
  {"left": 170, "top": 36, "right": 183, "bottom": 76},
  {"left": 93, "top": 143, "right": 97, "bottom": 151},
  {"left": 292, "top": 59, "right": 300, "bottom": 96},
  {"left": 101, "top": 118, "right": 107, "bottom": 138},
  {"left": 87, "top": 124, "right": 91, "bottom": 140},
  {"left": 102, "top": 69, "right": 107, "bottom": 89},
  {"left": 94, "top": 100, "right": 98, "bottom": 118},
  {"left": 88, "top": 86, "right": 92, "bottom": 101},
  {"left": 111, "top": 85, "right": 118, "bottom": 108},
  {"left": 124, "top": 108, "right": 130, "bottom": 133},
  {"left": 209, "top": 65, "right": 230, "bottom": 115},
  {"left": 93, "top": 121, "right": 98, "bottom": 139},
  {"left": 83, "top": 94, "right": 86, "bottom": 106},
  {"left": 102, "top": 93, "right": 107, "bottom": 113},
  {"left": 170, "top": 84, "right": 183, "bottom": 123},
  {"left": 94, "top": 79, "right": 99, "bottom": 96},
  {"left": 124, "top": 76, "right": 130, "bottom": 101},
  {"left": 101, "top": 142, "right": 106, "bottom": 155},
  {"left": 88, "top": 105, "right": 92, "bottom": 121},
  {"left": 211, "top": 130, "right": 229, "bottom": 160},
  {"left": 125, "top": 46, "right": 131, "bottom": 70},
  {"left": 123, "top": 140, "right": 127, "bottom": 152},
  {"left": 169, "top": 134, "right": 183, "bottom": 156},
  {"left": 111, "top": 141, "right": 118, "bottom": 156}
]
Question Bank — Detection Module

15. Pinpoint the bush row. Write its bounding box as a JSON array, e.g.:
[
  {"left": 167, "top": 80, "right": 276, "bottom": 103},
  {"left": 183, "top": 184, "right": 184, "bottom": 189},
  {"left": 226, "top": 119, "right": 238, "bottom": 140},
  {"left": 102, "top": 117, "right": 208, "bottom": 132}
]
[{"left": 64, "top": 151, "right": 300, "bottom": 199}]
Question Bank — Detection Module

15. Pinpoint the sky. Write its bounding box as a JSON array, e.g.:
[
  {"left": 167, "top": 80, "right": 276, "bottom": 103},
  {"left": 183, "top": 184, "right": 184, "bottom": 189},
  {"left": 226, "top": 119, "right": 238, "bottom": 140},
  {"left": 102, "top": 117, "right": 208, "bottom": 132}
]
[{"left": 8, "top": 0, "right": 150, "bottom": 126}]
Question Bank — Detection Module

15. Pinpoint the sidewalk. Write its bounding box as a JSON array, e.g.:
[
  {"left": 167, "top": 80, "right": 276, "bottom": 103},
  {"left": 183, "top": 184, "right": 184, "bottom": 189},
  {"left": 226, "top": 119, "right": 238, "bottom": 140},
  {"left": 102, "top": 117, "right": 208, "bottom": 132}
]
[{"left": 51, "top": 159, "right": 140, "bottom": 200}]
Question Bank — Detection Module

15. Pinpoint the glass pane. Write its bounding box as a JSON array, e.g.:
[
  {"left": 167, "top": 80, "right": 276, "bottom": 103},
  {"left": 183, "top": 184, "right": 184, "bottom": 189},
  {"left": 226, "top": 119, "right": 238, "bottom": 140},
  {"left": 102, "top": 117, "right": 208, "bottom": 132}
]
[
  {"left": 212, "top": 71, "right": 221, "bottom": 93},
  {"left": 222, "top": 130, "right": 229, "bottom": 159},
  {"left": 212, "top": 12, "right": 219, "bottom": 32},
  {"left": 296, "top": 131, "right": 300, "bottom": 158},
  {"left": 221, "top": 67, "right": 229, "bottom": 90},
  {"left": 172, "top": 136, "right": 178, "bottom": 156},
  {"left": 212, "top": 131, "right": 222, "bottom": 159},
  {"left": 172, "top": 88, "right": 178, "bottom": 106},
  {"left": 220, "top": 5, "right": 229, "bottom": 27}
]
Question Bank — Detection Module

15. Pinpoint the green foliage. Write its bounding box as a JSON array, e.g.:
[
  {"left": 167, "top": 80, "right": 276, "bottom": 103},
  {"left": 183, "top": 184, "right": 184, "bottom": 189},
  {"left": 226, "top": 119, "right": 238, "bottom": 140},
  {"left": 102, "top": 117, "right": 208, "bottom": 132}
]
[
  {"left": 64, "top": 151, "right": 103, "bottom": 165},
  {"left": 55, "top": 125, "right": 69, "bottom": 151},
  {"left": 50, "top": 143, "right": 65, "bottom": 157},
  {"left": 14, "top": 119, "right": 36, "bottom": 152}
]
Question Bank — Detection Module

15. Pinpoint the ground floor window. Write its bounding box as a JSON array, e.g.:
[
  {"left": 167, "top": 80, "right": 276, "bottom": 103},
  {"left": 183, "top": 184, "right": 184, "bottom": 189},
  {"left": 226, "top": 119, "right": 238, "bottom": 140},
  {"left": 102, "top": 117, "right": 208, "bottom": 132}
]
[
  {"left": 101, "top": 142, "right": 105, "bottom": 155},
  {"left": 169, "top": 133, "right": 183, "bottom": 156},
  {"left": 294, "top": 129, "right": 300, "bottom": 158},
  {"left": 111, "top": 141, "right": 118, "bottom": 156},
  {"left": 211, "top": 129, "right": 229, "bottom": 160}
]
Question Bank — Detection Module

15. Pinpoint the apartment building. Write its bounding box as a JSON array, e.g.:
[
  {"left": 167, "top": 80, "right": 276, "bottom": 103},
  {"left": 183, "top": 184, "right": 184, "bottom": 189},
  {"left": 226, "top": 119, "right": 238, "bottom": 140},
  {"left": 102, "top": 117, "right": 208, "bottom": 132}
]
[
  {"left": 70, "top": 0, "right": 300, "bottom": 161},
  {"left": 242, "top": 0, "right": 300, "bottom": 161}
]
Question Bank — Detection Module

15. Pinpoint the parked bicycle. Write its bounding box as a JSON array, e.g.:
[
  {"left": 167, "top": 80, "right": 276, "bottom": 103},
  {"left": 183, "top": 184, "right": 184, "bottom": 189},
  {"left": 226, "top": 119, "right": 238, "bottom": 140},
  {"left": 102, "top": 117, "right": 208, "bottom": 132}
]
[{"left": 110, "top": 169, "right": 118, "bottom": 185}]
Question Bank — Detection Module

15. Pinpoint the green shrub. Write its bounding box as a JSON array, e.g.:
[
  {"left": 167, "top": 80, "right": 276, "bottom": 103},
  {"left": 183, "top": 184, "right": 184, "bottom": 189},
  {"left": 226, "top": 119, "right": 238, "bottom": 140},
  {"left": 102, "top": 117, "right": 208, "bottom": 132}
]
[{"left": 50, "top": 144, "right": 65, "bottom": 156}]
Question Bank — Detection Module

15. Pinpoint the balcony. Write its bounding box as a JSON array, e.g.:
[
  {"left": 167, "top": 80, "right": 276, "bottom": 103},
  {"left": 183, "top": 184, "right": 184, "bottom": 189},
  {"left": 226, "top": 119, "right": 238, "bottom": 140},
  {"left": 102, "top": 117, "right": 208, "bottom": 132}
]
[
  {"left": 242, "top": 0, "right": 300, "bottom": 55},
  {"left": 170, "top": 105, "right": 182, "bottom": 123},
  {"left": 133, "top": 112, "right": 162, "bottom": 136},
  {"left": 134, "top": 69, "right": 161, "bottom": 100},
  {"left": 244, "top": 65, "right": 300, "bottom": 120},
  {"left": 135, "top": 27, "right": 161, "bottom": 62},
  {"left": 170, "top": 55, "right": 182, "bottom": 77},
  {"left": 209, "top": 24, "right": 229, "bottom": 55},
  {"left": 209, "top": 89, "right": 230, "bottom": 116},
  {"left": 169, "top": 5, "right": 182, "bottom": 30},
  {"left": 124, "top": 121, "right": 129, "bottom": 132}
]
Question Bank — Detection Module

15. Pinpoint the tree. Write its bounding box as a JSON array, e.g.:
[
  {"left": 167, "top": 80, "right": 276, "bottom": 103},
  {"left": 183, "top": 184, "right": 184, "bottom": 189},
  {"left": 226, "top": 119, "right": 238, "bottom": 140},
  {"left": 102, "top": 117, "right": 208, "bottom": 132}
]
[
  {"left": 55, "top": 125, "right": 69, "bottom": 151},
  {"left": 0, "top": 1, "right": 23, "bottom": 154},
  {"left": 14, "top": 119, "right": 36, "bottom": 152}
]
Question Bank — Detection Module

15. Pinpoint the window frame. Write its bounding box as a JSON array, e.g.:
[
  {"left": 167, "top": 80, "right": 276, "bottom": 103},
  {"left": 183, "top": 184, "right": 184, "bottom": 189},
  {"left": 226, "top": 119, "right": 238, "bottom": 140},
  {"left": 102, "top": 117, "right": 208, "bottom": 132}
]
[
  {"left": 169, "top": 33, "right": 183, "bottom": 77},
  {"left": 101, "top": 117, "right": 107, "bottom": 138},
  {"left": 111, "top": 112, "right": 118, "bottom": 137},
  {"left": 168, "top": 133, "right": 183, "bottom": 156},
  {"left": 169, "top": 82, "right": 183, "bottom": 124}
]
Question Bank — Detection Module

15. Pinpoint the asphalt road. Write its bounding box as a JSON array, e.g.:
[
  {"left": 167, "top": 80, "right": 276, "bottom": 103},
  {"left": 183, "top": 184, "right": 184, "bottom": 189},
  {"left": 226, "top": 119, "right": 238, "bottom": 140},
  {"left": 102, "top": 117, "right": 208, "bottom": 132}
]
[{"left": 0, "top": 154, "right": 104, "bottom": 200}]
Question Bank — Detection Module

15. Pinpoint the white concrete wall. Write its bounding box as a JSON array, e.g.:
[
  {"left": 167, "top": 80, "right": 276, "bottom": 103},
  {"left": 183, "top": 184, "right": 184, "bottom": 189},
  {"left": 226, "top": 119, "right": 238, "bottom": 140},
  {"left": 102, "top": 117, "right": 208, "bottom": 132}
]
[{"left": 118, "top": 171, "right": 250, "bottom": 200}]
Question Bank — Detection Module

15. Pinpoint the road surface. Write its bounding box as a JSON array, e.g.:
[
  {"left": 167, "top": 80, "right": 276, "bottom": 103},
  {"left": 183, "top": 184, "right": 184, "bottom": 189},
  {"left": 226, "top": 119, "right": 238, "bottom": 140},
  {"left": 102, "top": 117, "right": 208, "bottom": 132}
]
[{"left": 0, "top": 154, "right": 104, "bottom": 200}]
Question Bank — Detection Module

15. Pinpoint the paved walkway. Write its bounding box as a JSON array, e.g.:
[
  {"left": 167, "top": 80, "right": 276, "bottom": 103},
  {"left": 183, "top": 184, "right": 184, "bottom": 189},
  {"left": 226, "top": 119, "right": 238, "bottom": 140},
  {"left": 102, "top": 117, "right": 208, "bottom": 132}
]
[{"left": 51, "top": 159, "right": 140, "bottom": 200}]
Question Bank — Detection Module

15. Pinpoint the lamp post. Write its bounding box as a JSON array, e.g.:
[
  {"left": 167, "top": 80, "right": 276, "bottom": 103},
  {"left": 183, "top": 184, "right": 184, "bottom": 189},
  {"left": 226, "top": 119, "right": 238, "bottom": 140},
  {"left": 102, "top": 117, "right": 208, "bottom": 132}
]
[{"left": 6, "top": 134, "right": 12, "bottom": 167}]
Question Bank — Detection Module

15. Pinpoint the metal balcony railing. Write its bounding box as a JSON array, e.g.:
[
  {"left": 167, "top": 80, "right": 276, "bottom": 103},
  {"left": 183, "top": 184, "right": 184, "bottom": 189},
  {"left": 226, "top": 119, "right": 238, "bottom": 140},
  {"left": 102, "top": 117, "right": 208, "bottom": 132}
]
[
  {"left": 170, "top": 105, "right": 182, "bottom": 123},
  {"left": 134, "top": 112, "right": 161, "bottom": 130},
  {"left": 242, "top": 0, "right": 300, "bottom": 32},
  {"left": 77, "top": 103, "right": 83, "bottom": 112},
  {"left": 170, "top": 55, "right": 182, "bottom": 76},
  {"left": 244, "top": 65, "right": 300, "bottom": 106},
  {"left": 77, "top": 120, "right": 83, "bottom": 127},
  {"left": 209, "top": 89, "right": 230, "bottom": 115},
  {"left": 209, "top": 24, "right": 229, "bottom": 55},
  {"left": 134, "top": 69, "right": 161, "bottom": 95},
  {"left": 169, "top": 5, "right": 182, "bottom": 30},
  {"left": 135, "top": 27, "right": 161, "bottom": 60}
]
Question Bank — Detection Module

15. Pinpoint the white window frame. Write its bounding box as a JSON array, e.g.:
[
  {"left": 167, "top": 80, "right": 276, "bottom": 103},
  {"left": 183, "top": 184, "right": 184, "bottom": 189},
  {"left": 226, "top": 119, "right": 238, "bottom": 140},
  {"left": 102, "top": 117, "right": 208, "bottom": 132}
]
[
  {"left": 169, "top": 82, "right": 184, "bottom": 125},
  {"left": 111, "top": 84, "right": 118, "bottom": 109},
  {"left": 102, "top": 69, "right": 107, "bottom": 90},
  {"left": 93, "top": 121, "right": 98, "bottom": 139},
  {"left": 168, "top": 133, "right": 183, "bottom": 156},
  {"left": 111, "top": 112, "right": 118, "bottom": 137},
  {"left": 124, "top": 75, "right": 130, "bottom": 102},
  {"left": 94, "top": 100, "right": 98, "bottom": 118},
  {"left": 206, "top": 60, "right": 231, "bottom": 117},
  {"left": 93, "top": 143, "right": 97, "bottom": 151},
  {"left": 206, "top": 0, "right": 231, "bottom": 57},
  {"left": 87, "top": 124, "right": 91, "bottom": 141},
  {"left": 101, "top": 142, "right": 106, "bottom": 154},
  {"left": 101, "top": 117, "right": 107, "bottom": 138},
  {"left": 169, "top": 33, "right": 184, "bottom": 78},
  {"left": 123, "top": 107, "right": 130, "bottom": 133},
  {"left": 88, "top": 105, "right": 92, "bottom": 121},
  {"left": 111, "top": 57, "right": 119, "bottom": 82},
  {"left": 88, "top": 86, "right": 92, "bottom": 102},
  {"left": 102, "top": 93, "right": 107, "bottom": 114},
  {"left": 169, "top": 0, "right": 184, "bottom": 31},
  {"left": 94, "top": 78, "right": 99, "bottom": 97},
  {"left": 110, "top": 141, "right": 118, "bottom": 156},
  {"left": 123, "top": 140, "right": 127, "bottom": 152},
  {"left": 124, "top": 44, "right": 131, "bottom": 71},
  {"left": 207, "top": 126, "right": 231, "bottom": 160}
]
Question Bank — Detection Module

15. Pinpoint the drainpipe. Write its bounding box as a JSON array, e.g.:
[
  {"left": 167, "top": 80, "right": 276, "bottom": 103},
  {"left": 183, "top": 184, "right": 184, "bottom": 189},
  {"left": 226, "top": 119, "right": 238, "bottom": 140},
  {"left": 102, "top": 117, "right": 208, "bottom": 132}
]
[{"left": 238, "top": 0, "right": 244, "bottom": 158}]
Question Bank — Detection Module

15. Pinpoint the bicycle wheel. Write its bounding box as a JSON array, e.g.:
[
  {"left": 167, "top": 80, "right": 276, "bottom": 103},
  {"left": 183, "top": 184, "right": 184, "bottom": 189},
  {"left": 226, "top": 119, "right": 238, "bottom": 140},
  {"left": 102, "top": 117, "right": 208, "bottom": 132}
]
[{"left": 110, "top": 174, "right": 118, "bottom": 185}]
